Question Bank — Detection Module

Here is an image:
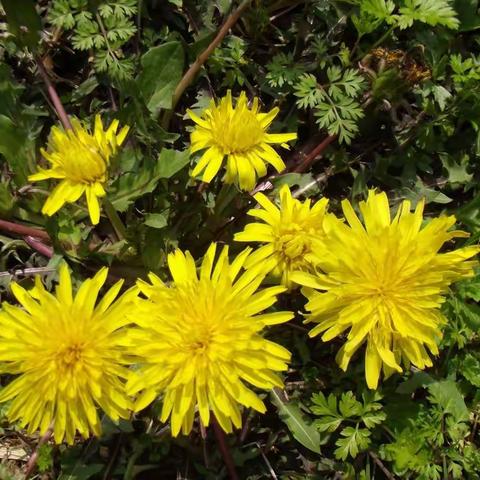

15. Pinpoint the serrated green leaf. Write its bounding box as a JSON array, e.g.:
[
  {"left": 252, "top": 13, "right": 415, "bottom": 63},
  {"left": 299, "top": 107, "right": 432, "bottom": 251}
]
[
  {"left": 313, "top": 416, "right": 343, "bottom": 433},
  {"left": 398, "top": 0, "right": 459, "bottom": 29},
  {"left": 334, "top": 426, "right": 371, "bottom": 460},
  {"left": 311, "top": 392, "right": 342, "bottom": 432},
  {"left": 339, "top": 391, "right": 363, "bottom": 418},
  {"left": 362, "top": 0, "right": 396, "bottom": 20},
  {"left": 311, "top": 392, "right": 338, "bottom": 417}
]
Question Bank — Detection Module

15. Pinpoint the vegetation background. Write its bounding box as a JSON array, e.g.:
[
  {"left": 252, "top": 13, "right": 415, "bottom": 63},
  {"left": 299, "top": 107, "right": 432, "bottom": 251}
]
[{"left": 1, "top": 0, "right": 480, "bottom": 478}]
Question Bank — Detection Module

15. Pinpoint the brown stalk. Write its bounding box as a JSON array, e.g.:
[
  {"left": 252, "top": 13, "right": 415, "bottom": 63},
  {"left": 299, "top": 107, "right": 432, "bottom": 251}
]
[
  {"left": 23, "top": 236, "right": 54, "bottom": 258},
  {"left": 292, "top": 134, "right": 337, "bottom": 173},
  {"left": 171, "top": 0, "right": 253, "bottom": 109},
  {"left": 212, "top": 416, "right": 239, "bottom": 480},
  {"left": 24, "top": 425, "right": 54, "bottom": 479},
  {"left": 35, "top": 55, "right": 72, "bottom": 131},
  {"left": 369, "top": 451, "right": 395, "bottom": 480},
  {"left": 0, "top": 219, "right": 50, "bottom": 242}
]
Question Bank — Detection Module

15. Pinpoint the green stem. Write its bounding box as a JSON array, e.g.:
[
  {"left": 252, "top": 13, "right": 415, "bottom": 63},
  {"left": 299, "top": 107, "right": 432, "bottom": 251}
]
[
  {"left": 103, "top": 198, "right": 127, "bottom": 241},
  {"left": 358, "top": 25, "right": 396, "bottom": 60},
  {"left": 96, "top": 13, "right": 118, "bottom": 61}
]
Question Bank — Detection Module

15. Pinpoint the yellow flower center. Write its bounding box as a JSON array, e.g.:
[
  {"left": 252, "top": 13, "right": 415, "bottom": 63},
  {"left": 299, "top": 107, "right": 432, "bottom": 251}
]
[
  {"left": 58, "top": 143, "right": 108, "bottom": 184},
  {"left": 275, "top": 224, "right": 313, "bottom": 267},
  {"left": 210, "top": 109, "right": 264, "bottom": 154},
  {"left": 56, "top": 342, "right": 85, "bottom": 372}
]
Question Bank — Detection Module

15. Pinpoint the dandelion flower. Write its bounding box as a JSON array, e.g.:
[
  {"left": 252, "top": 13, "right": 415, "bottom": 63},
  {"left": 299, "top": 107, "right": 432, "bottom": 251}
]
[
  {"left": 126, "top": 243, "right": 293, "bottom": 436},
  {"left": 0, "top": 264, "right": 137, "bottom": 443},
  {"left": 234, "top": 184, "right": 330, "bottom": 288},
  {"left": 188, "top": 91, "right": 297, "bottom": 190},
  {"left": 29, "top": 115, "right": 129, "bottom": 224},
  {"left": 292, "top": 190, "right": 479, "bottom": 389}
]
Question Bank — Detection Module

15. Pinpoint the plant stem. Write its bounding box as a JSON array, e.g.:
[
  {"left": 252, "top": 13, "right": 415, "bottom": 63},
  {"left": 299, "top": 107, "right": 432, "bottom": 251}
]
[
  {"left": 24, "top": 424, "right": 54, "bottom": 479},
  {"left": 171, "top": 0, "right": 253, "bottom": 109},
  {"left": 369, "top": 451, "right": 395, "bottom": 480},
  {"left": 0, "top": 266, "right": 55, "bottom": 278},
  {"left": 212, "top": 416, "right": 239, "bottom": 480},
  {"left": 103, "top": 198, "right": 127, "bottom": 241},
  {"left": 358, "top": 25, "right": 396, "bottom": 60},
  {"left": 293, "top": 135, "right": 337, "bottom": 173},
  {"left": 35, "top": 55, "right": 72, "bottom": 131},
  {"left": 96, "top": 13, "right": 119, "bottom": 62},
  {"left": 24, "top": 236, "right": 54, "bottom": 258},
  {"left": 0, "top": 219, "right": 50, "bottom": 242}
]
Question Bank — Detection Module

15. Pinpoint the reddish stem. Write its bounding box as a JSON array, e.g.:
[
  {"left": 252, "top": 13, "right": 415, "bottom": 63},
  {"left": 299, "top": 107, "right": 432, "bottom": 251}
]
[
  {"left": 35, "top": 55, "right": 72, "bottom": 131},
  {"left": 0, "top": 219, "right": 50, "bottom": 242},
  {"left": 172, "top": 0, "right": 252, "bottom": 108},
  {"left": 24, "top": 425, "right": 54, "bottom": 479},
  {"left": 293, "top": 134, "right": 337, "bottom": 173},
  {"left": 212, "top": 417, "right": 239, "bottom": 480},
  {"left": 24, "top": 236, "right": 54, "bottom": 258}
]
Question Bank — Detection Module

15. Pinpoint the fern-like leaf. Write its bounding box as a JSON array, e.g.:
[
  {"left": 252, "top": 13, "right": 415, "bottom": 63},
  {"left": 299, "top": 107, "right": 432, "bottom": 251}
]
[
  {"left": 398, "top": 0, "right": 459, "bottom": 30},
  {"left": 294, "top": 73, "right": 325, "bottom": 109}
]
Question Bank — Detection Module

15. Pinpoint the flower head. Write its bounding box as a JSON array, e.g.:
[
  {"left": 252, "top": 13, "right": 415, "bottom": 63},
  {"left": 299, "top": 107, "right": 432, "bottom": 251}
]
[
  {"left": 0, "top": 265, "right": 137, "bottom": 443},
  {"left": 126, "top": 243, "right": 292, "bottom": 436},
  {"left": 292, "top": 190, "right": 479, "bottom": 389},
  {"left": 29, "top": 115, "right": 129, "bottom": 224},
  {"left": 188, "top": 91, "right": 296, "bottom": 190},
  {"left": 234, "top": 184, "right": 330, "bottom": 288}
]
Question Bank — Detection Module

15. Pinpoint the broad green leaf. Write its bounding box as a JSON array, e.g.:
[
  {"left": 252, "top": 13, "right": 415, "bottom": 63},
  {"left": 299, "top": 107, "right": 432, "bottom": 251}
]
[
  {"left": 460, "top": 353, "right": 480, "bottom": 386},
  {"left": 157, "top": 149, "right": 191, "bottom": 178},
  {"left": 0, "top": 182, "right": 15, "bottom": 216},
  {"left": 396, "top": 371, "right": 435, "bottom": 394},
  {"left": 144, "top": 213, "right": 168, "bottom": 229},
  {"left": 137, "top": 41, "right": 184, "bottom": 113},
  {"left": 109, "top": 166, "right": 161, "bottom": 211},
  {"left": 456, "top": 274, "right": 480, "bottom": 302},
  {"left": 0, "top": 114, "right": 32, "bottom": 183},
  {"left": 109, "top": 149, "right": 190, "bottom": 210},
  {"left": 440, "top": 153, "right": 473, "bottom": 184},
  {"left": 455, "top": 0, "right": 480, "bottom": 31},
  {"left": 0, "top": 64, "right": 24, "bottom": 116},
  {"left": 271, "top": 388, "right": 322, "bottom": 453},
  {"left": 0, "top": 115, "right": 25, "bottom": 158},
  {"left": 432, "top": 85, "right": 452, "bottom": 110},
  {"left": 2, "top": 0, "right": 42, "bottom": 50},
  {"left": 427, "top": 380, "right": 469, "bottom": 422},
  {"left": 58, "top": 464, "right": 104, "bottom": 480}
]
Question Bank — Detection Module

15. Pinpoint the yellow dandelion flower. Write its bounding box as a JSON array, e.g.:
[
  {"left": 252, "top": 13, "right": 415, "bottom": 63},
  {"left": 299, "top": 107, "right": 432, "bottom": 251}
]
[
  {"left": 234, "top": 184, "right": 330, "bottom": 288},
  {"left": 29, "top": 115, "right": 129, "bottom": 225},
  {"left": 292, "top": 190, "right": 480, "bottom": 390},
  {"left": 0, "top": 264, "right": 137, "bottom": 444},
  {"left": 126, "top": 243, "right": 293, "bottom": 436},
  {"left": 188, "top": 91, "right": 297, "bottom": 190}
]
